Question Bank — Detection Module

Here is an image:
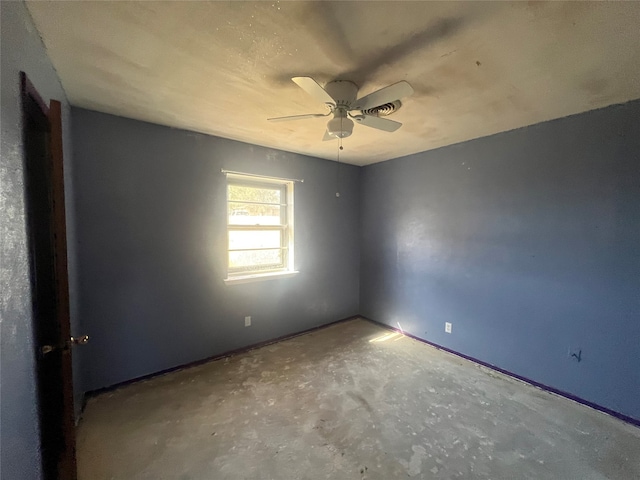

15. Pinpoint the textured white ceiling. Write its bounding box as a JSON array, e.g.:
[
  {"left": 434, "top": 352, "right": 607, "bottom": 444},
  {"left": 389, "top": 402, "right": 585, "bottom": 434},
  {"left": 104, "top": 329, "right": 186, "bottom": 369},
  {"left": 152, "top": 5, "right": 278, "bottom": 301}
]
[{"left": 26, "top": 1, "right": 640, "bottom": 166}]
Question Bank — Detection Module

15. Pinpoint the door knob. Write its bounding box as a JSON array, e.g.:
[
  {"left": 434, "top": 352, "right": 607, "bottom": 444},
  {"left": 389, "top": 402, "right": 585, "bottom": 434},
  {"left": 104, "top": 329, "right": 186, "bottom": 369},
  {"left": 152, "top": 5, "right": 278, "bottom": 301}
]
[
  {"left": 41, "top": 336, "right": 89, "bottom": 356},
  {"left": 70, "top": 335, "right": 89, "bottom": 345},
  {"left": 41, "top": 345, "right": 56, "bottom": 355}
]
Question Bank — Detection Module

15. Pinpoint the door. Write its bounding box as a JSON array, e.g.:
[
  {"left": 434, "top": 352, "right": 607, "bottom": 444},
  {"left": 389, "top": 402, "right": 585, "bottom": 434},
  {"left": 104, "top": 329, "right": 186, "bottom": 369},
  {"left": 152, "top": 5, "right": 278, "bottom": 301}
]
[{"left": 21, "top": 72, "right": 81, "bottom": 480}]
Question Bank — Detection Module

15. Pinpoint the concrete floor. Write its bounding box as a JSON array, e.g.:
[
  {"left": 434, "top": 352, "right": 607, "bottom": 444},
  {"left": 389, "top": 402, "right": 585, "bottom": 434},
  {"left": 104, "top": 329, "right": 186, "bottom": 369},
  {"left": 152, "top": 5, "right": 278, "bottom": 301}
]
[{"left": 77, "top": 318, "right": 640, "bottom": 479}]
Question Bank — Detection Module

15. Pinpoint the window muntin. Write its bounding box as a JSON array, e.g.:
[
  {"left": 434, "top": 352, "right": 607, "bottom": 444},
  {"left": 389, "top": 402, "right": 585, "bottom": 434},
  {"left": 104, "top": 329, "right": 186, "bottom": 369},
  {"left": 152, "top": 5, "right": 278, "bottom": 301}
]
[{"left": 226, "top": 175, "right": 293, "bottom": 278}]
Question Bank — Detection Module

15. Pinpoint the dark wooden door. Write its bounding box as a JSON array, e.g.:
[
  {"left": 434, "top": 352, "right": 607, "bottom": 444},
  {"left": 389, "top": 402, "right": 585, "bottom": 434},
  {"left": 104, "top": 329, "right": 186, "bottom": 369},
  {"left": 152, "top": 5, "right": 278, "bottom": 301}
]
[{"left": 21, "top": 72, "right": 78, "bottom": 480}]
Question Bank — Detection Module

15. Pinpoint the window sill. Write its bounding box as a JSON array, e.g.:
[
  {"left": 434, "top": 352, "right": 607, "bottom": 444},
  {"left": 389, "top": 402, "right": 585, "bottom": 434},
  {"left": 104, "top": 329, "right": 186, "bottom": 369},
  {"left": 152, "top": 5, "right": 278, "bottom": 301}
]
[{"left": 224, "top": 270, "right": 299, "bottom": 285}]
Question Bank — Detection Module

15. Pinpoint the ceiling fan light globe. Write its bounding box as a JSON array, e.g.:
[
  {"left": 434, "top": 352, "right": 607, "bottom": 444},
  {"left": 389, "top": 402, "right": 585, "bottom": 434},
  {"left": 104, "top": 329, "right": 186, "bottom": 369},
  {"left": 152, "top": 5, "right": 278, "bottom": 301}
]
[{"left": 327, "top": 117, "right": 354, "bottom": 139}]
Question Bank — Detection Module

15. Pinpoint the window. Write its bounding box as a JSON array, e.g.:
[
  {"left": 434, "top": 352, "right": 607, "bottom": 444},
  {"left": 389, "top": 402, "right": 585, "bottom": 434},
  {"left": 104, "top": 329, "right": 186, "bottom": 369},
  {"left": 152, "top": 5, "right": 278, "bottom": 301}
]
[{"left": 224, "top": 173, "right": 296, "bottom": 283}]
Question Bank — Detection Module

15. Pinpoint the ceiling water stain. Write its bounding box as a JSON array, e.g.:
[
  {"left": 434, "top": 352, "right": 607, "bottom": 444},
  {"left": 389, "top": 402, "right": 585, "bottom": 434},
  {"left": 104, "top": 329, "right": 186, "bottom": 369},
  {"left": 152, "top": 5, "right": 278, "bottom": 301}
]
[{"left": 582, "top": 78, "right": 609, "bottom": 97}]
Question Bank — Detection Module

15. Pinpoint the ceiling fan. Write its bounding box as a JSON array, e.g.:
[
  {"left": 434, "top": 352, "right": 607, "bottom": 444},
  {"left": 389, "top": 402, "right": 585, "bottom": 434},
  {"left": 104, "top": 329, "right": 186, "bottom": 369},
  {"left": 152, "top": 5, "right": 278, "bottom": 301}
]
[{"left": 268, "top": 77, "right": 414, "bottom": 140}]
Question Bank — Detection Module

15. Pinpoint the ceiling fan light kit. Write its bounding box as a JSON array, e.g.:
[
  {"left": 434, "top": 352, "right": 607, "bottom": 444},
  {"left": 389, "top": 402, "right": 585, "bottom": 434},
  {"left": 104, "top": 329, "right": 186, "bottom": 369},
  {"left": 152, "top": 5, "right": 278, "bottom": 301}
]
[
  {"left": 327, "top": 113, "right": 354, "bottom": 139},
  {"left": 268, "top": 76, "right": 414, "bottom": 140}
]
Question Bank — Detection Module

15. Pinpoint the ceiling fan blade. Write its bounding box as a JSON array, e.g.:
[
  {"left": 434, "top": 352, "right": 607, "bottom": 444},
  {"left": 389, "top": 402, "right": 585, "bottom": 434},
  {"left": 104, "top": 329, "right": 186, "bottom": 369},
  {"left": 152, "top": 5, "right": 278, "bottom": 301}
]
[
  {"left": 354, "top": 115, "right": 402, "bottom": 132},
  {"left": 292, "top": 77, "right": 336, "bottom": 105},
  {"left": 268, "top": 113, "right": 329, "bottom": 122},
  {"left": 353, "top": 81, "right": 414, "bottom": 110},
  {"left": 322, "top": 130, "right": 337, "bottom": 141}
]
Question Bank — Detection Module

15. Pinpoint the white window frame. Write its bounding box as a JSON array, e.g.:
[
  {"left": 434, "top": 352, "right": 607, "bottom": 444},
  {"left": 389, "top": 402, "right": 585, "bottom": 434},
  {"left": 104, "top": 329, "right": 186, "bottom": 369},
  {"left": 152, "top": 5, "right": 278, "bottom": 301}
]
[{"left": 224, "top": 173, "right": 297, "bottom": 284}]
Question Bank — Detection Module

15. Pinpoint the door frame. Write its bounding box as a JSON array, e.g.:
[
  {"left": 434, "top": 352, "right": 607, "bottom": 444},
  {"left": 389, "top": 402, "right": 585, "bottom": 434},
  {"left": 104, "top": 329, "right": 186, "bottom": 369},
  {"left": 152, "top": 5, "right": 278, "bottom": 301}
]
[{"left": 21, "top": 71, "right": 77, "bottom": 480}]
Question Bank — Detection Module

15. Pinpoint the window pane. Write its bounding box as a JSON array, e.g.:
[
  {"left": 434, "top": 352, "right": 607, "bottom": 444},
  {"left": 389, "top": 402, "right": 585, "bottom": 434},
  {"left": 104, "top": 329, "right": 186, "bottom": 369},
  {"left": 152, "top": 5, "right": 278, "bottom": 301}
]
[
  {"left": 228, "top": 184, "right": 281, "bottom": 204},
  {"left": 229, "top": 230, "right": 281, "bottom": 250},
  {"left": 229, "top": 249, "right": 282, "bottom": 269},
  {"left": 228, "top": 202, "right": 282, "bottom": 225}
]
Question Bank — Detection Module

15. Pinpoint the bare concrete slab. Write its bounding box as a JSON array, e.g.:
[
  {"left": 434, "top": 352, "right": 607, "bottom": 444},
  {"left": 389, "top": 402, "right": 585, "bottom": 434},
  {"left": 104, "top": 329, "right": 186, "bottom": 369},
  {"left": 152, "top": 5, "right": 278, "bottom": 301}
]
[{"left": 77, "top": 318, "right": 640, "bottom": 479}]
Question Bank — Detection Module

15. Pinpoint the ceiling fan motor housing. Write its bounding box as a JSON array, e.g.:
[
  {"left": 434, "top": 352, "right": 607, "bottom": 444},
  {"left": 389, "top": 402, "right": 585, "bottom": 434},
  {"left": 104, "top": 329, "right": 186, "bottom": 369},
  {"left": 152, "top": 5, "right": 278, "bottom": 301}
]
[{"left": 324, "top": 80, "right": 358, "bottom": 107}]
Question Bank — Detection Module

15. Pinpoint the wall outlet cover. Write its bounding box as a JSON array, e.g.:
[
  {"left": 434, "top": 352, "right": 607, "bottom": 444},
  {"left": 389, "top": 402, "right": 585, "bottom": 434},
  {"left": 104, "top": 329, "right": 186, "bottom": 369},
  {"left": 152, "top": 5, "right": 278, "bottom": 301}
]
[
  {"left": 445, "top": 322, "right": 452, "bottom": 334},
  {"left": 245, "top": 316, "right": 251, "bottom": 327}
]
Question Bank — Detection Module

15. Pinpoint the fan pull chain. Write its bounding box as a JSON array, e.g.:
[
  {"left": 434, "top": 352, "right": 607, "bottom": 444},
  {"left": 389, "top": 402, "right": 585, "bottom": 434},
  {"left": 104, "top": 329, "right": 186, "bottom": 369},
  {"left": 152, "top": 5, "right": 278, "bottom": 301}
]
[{"left": 336, "top": 116, "right": 343, "bottom": 198}]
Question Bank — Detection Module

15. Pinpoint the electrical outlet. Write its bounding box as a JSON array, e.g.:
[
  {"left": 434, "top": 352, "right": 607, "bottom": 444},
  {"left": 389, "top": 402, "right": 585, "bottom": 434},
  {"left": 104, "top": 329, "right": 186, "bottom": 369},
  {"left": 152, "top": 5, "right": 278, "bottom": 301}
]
[
  {"left": 244, "top": 316, "right": 251, "bottom": 327},
  {"left": 445, "top": 322, "right": 452, "bottom": 334}
]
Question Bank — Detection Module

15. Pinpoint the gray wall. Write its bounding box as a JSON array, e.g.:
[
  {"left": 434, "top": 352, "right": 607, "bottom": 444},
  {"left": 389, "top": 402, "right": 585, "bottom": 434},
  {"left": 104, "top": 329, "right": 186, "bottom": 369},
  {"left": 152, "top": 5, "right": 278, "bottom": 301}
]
[
  {"left": 71, "top": 108, "right": 360, "bottom": 392},
  {"left": 360, "top": 100, "right": 640, "bottom": 421},
  {"left": 0, "top": 2, "right": 80, "bottom": 479}
]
